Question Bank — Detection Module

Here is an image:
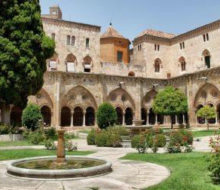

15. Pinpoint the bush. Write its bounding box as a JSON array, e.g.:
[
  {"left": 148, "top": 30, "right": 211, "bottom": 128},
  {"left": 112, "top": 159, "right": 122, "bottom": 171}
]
[
  {"left": 45, "top": 139, "right": 56, "bottom": 150},
  {"left": 22, "top": 104, "right": 42, "bottom": 131},
  {"left": 167, "top": 143, "right": 182, "bottom": 153},
  {"left": 154, "top": 134, "right": 166, "bottom": 147},
  {"left": 64, "top": 133, "right": 76, "bottom": 140},
  {"left": 95, "top": 131, "right": 108, "bottom": 147},
  {"left": 65, "top": 141, "right": 77, "bottom": 152},
  {"left": 131, "top": 135, "right": 141, "bottom": 148},
  {"left": 106, "top": 131, "right": 121, "bottom": 147},
  {"left": 87, "top": 129, "right": 96, "bottom": 145},
  {"left": 44, "top": 128, "right": 57, "bottom": 140},
  {"left": 96, "top": 103, "right": 117, "bottom": 129},
  {"left": 28, "top": 130, "right": 45, "bottom": 145},
  {"left": 0, "top": 124, "right": 18, "bottom": 134},
  {"left": 169, "top": 130, "right": 193, "bottom": 146}
]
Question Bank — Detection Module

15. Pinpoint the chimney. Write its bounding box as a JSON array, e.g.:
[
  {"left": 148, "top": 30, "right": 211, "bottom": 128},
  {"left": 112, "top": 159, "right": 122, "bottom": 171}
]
[{"left": 49, "top": 6, "right": 62, "bottom": 20}]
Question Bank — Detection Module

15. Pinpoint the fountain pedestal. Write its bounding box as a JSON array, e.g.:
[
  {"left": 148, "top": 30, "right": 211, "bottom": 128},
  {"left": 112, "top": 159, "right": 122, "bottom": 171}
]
[{"left": 56, "top": 129, "right": 66, "bottom": 163}]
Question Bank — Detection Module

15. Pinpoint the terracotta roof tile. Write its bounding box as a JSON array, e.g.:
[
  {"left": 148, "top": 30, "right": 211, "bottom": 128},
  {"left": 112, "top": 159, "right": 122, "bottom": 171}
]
[
  {"left": 138, "top": 29, "right": 176, "bottom": 39},
  {"left": 101, "top": 26, "right": 126, "bottom": 39}
]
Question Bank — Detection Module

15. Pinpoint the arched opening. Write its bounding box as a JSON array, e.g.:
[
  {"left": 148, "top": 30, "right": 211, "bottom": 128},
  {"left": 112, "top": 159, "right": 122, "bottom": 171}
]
[
  {"left": 217, "top": 104, "right": 220, "bottom": 124},
  {"left": 61, "top": 107, "right": 71, "bottom": 127},
  {"left": 66, "top": 54, "right": 77, "bottom": 73},
  {"left": 141, "top": 108, "right": 147, "bottom": 125},
  {"left": 73, "top": 107, "right": 83, "bottom": 126},
  {"left": 41, "top": 106, "right": 51, "bottom": 126},
  {"left": 116, "top": 107, "right": 123, "bottom": 125},
  {"left": 203, "top": 50, "right": 211, "bottom": 69},
  {"left": 157, "top": 114, "right": 164, "bottom": 124},
  {"left": 125, "top": 108, "right": 133, "bottom": 125},
  {"left": 208, "top": 104, "right": 216, "bottom": 124},
  {"left": 196, "top": 105, "right": 205, "bottom": 124},
  {"left": 171, "top": 115, "right": 176, "bottom": 124},
  {"left": 128, "top": 71, "right": 135, "bottom": 77},
  {"left": 10, "top": 106, "right": 22, "bottom": 127},
  {"left": 177, "top": 114, "right": 184, "bottom": 125},
  {"left": 154, "top": 58, "right": 161, "bottom": 73},
  {"left": 85, "top": 107, "right": 95, "bottom": 126},
  {"left": 179, "top": 57, "right": 186, "bottom": 71},
  {"left": 149, "top": 108, "right": 156, "bottom": 125},
  {"left": 83, "top": 56, "right": 92, "bottom": 73}
]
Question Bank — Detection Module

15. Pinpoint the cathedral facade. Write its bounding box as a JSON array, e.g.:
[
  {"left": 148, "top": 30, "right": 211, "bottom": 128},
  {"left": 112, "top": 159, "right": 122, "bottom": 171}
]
[{"left": 2, "top": 6, "right": 220, "bottom": 129}]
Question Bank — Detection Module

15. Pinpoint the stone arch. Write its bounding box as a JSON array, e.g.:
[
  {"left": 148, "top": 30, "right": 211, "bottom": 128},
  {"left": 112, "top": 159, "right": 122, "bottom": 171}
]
[
  {"left": 202, "top": 49, "right": 211, "bottom": 68},
  {"left": 35, "top": 89, "right": 53, "bottom": 110},
  {"left": 108, "top": 88, "right": 135, "bottom": 111},
  {"left": 41, "top": 106, "right": 51, "bottom": 126},
  {"left": 61, "top": 106, "right": 71, "bottom": 127},
  {"left": 62, "top": 86, "right": 97, "bottom": 111},
  {"left": 116, "top": 107, "right": 123, "bottom": 125},
  {"left": 85, "top": 107, "right": 95, "bottom": 126},
  {"left": 73, "top": 106, "right": 83, "bottom": 126},
  {"left": 83, "top": 55, "right": 92, "bottom": 73},
  {"left": 10, "top": 106, "right": 22, "bottom": 126},
  {"left": 66, "top": 53, "right": 77, "bottom": 73},
  {"left": 142, "top": 89, "right": 157, "bottom": 109},
  {"left": 154, "top": 58, "right": 162, "bottom": 73},
  {"left": 194, "top": 83, "right": 220, "bottom": 108},
  {"left": 125, "top": 107, "right": 133, "bottom": 125}
]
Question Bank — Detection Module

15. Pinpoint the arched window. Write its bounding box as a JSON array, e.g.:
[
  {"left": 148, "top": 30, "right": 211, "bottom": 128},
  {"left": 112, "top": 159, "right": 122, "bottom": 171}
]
[
  {"left": 61, "top": 107, "right": 71, "bottom": 127},
  {"left": 85, "top": 107, "right": 95, "bottom": 126},
  {"left": 66, "top": 54, "right": 77, "bottom": 73},
  {"left": 202, "top": 50, "right": 211, "bottom": 69},
  {"left": 48, "top": 53, "right": 58, "bottom": 71},
  {"left": 83, "top": 56, "right": 92, "bottom": 73},
  {"left": 196, "top": 105, "right": 205, "bottom": 124},
  {"left": 41, "top": 106, "right": 51, "bottom": 126},
  {"left": 179, "top": 57, "right": 186, "bottom": 71},
  {"left": 141, "top": 108, "right": 147, "bottom": 125},
  {"left": 149, "top": 108, "right": 156, "bottom": 125},
  {"left": 154, "top": 58, "right": 161, "bottom": 73}
]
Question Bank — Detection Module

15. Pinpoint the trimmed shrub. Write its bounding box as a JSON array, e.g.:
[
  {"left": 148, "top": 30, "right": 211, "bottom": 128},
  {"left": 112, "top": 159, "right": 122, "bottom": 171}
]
[
  {"left": 45, "top": 139, "right": 56, "bottom": 150},
  {"left": 87, "top": 129, "right": 96, "bottom": 145},
  {"left": 0, "top": 124, "right": 18, "bottom": 134},
  {"left": 131, "top": 135, "right": 141, "bottom": 148},
  {"left": 28, "top": 130, "right": 45, "bottom": 145},
  {"left": 64, "top": 133, "right": 76, "bottom": 140},
  {"left": 22, "top": 104, "right": 42, "bottom": 131},
  {"left": 96, "top": 103, "right": 117, "bottom": 129},
  {"left": 95, "top": 131, "right": 108, "bottom": 147},
  {"left": 169, "top": 130, "right": 193, "bottom": 146},
  {"left": 106, "top": 132, "right": 121, "bottom": 147}
]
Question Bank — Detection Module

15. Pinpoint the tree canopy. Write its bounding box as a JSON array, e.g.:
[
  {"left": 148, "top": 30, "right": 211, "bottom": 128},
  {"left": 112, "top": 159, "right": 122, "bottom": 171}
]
[
  {"left": 152, "top": 86, "right": 188, "bottom": 128},
  {"left": 196, "top": 105, "right": 216, "bottom": 130},
  {"left": 96, "top": 103, "right": 117, "bottom": 129},
  {"left": 0, "top": 0, "right": 55, "bottom": 108}
]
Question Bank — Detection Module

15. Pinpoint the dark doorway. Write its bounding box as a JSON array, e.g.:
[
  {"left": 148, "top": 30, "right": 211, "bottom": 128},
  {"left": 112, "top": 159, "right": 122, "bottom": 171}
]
[
  {"left": 125, "top": 108, "right": 133, "bottom": 125},
  {"left": 85, "top": 107, "right": 95, "bottom": 126},
  {"left": 61, "top": 107, "right": 71, "bottom": 127},
  {"left": 73, "top": 107, "right": 83, "bottom": 126},
  {"left": 41, "top": 106, "right": 51, "bottom": 126},
  {"left": 116, "top": 107, "right": 123, "bottom": 125}
]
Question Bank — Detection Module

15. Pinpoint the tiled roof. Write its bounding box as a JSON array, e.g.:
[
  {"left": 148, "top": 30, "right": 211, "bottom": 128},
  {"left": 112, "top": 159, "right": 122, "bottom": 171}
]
[
  {"left": 138, "top": 29, "right": 176, "bottom": 39},
  {"left": 101, "top": 26, "right": 126, "bottom": 39}
]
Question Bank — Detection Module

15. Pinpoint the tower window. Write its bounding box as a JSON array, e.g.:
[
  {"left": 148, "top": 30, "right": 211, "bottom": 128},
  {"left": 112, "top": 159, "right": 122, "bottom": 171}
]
[
  {"left": 180, "top": 42, "right": 185, "bottom": 49},
  {"left": 138, "top": 44, "right": 142, "bottom": 51},
  {"left": 67, "top": 35, "right": 71, "bottom": 45},
  {"left": 86, "top": 38, "right": 90, "bottom": 48},
  {"left": 154, "top": 58, "right": 161, "bottom": 72},
  {"left": 117, "top": 51, "right": 123, "bottom": 62},
  {"left": 203, "top": 33, "right": 209, "bottom": 42},
  {"left": 71, "top": 36, "right": 75, "bottom": 46},
  {"left": 154, "top": 44, "right": 160, "bottom": 51}
]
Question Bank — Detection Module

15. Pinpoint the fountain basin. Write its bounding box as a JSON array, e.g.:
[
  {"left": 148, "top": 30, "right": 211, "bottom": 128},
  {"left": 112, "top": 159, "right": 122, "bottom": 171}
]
[{"left": 7, "top": 156, "right": 112, "bottom": 179}]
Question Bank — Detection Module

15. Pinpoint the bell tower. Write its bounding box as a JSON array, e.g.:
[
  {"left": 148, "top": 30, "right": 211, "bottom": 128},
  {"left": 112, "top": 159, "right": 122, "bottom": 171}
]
[{"left": 49, "top": 6, "right": 62, "bottom": 20}]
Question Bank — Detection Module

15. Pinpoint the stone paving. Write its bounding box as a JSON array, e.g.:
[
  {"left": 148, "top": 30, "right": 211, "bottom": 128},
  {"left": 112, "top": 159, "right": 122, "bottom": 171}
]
[{"left": 0, "top": 139, "right": 170, "bottom": 190}]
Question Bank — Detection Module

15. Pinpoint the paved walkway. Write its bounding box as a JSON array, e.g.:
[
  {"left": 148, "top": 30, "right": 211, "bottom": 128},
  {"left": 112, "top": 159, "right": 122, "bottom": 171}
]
[{"left": 0, "top": 139, "right": 170, "bottom": 190}]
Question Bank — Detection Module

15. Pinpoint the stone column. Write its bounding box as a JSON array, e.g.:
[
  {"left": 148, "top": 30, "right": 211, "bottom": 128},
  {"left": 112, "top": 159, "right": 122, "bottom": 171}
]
[
  {"left": 146, "top": 111, "right": 149, "bottom": 126},
  {"left": 56, "top": 129, "right": 66, "bottom": 163},
  {"left": 71, "top": 110, "right": 74, "bottom": 127},
  {"left": 156, "top": 114, "right": 158, "bottom": 125},
  {"left": 54, "top": 73, "right": 61, "bottom": 128},
  {"left": 183, "top": 114, "right": 186, "bottom": 125},
  {"left": 83, "top": 111, "right": 86, "bottom": 127},
  {"left": 175, "top": 115, "right": 178, "bottom": 125},
  {"left": 122, "top": 111, "right": 125, "bottom": 126}
]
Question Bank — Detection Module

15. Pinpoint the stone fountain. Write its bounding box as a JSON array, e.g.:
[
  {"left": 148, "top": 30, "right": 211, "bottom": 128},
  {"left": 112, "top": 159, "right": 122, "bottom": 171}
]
[{"left": 7, "top": 129, "right": 112, "bottom": 179}]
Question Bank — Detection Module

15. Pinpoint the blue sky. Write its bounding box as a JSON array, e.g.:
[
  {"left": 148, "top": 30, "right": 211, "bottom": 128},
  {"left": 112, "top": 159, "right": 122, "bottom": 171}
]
[{"left": 40, "top": 0, "right": 220, "bottom": 40}]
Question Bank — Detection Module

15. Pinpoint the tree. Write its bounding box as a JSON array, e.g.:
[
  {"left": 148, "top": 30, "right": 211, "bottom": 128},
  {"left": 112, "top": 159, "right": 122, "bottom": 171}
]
[
  {"left": 0, "top": 0, "right": 55, "bottom": 108},
  {"left": 196, "top": 105, "right": 216, "bottom": 130},
  {"left": 152, "top": 86, "right": 188, "bottom": 129},
  {"left": 22, "top": 104, "right": 42, "bottom": 131},
  {"left": 96, "top": 103, "right": 117, "bottom": 129}
]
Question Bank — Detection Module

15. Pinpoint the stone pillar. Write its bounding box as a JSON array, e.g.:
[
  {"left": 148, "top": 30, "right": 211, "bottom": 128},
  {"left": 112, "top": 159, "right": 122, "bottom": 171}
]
[
  {"left": 183, "top": 114, "right": 186, "bottom": 125},
  {"left": 71, "top": 110, "right": 74, "bottom": 127},
  {"left": 122, "top": 111, "right": 125, "bottom": 126},
  {"left": 156, "top": 114, "right": 158, "bottom": 124},
  {"left": 146, "top": 111, "right": 149, "bottom": 126},
  {"left": 83, "top": 111, "right": 86, "bottom": 127},
  {"left": 54, "top": 73, "right": 61, "bottom": 128},
  {"left": 56, "top": 129, "right": 66, "bottom": 163},
  {"left": 175, "top": 115, "right": 178, "bottom": 125}
]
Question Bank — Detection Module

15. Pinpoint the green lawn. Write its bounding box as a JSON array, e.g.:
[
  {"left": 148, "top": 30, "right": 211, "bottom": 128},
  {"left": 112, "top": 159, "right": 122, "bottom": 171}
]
[
  {"left": 0, "top": 140, "right": 32, "bottom": 147},
  {"left": 192, "top": 130, "right": 220, "bottom": 138},
  {"left": 122, "top": 152, "right": 220, "bottom": 190},
  {"left": 0, "top": 149, "right": 94, "bottom": 161}
]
